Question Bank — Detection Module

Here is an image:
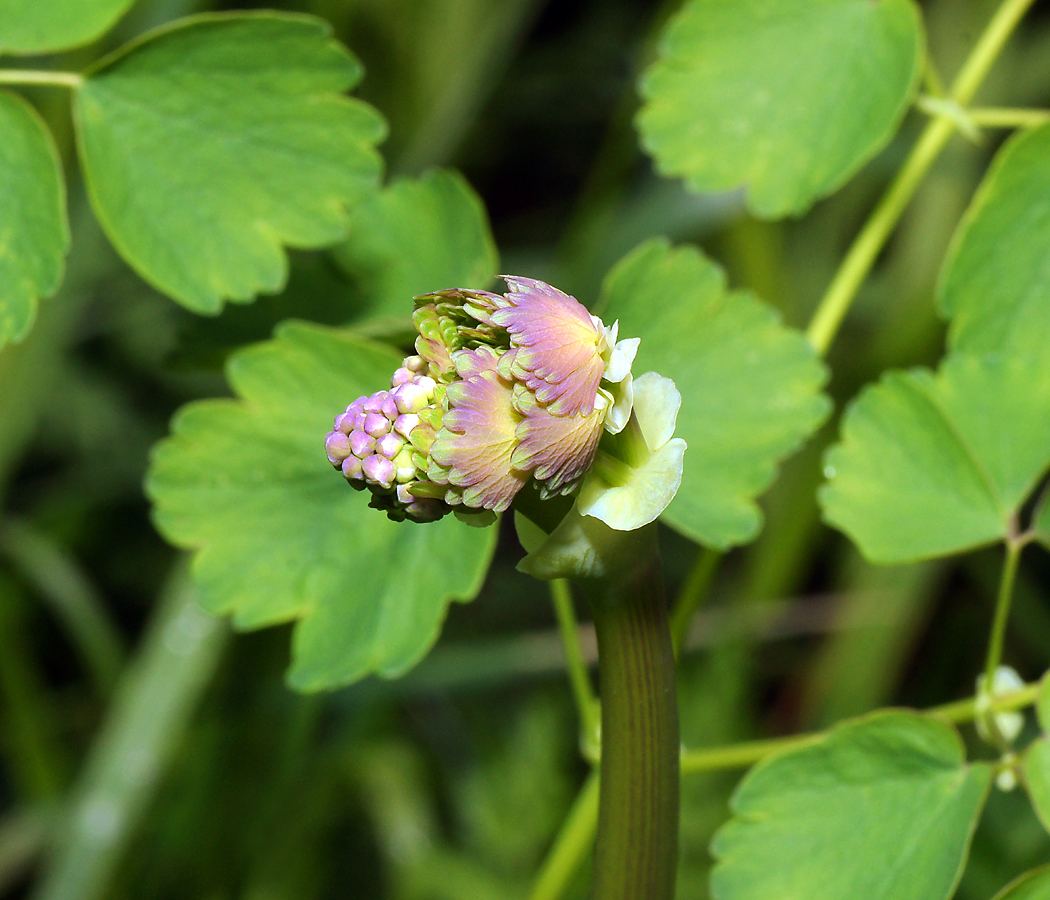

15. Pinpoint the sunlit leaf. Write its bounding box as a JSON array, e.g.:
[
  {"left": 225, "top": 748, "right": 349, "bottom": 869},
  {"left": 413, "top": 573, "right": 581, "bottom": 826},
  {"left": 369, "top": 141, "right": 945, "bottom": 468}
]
[
  {"left": 332, "top": 169, "right": 498, "bottom": 325},
  {"left": 991, "top": 866, "right": 1050, "bottom": 900},
  {"left": 597, "top": 239, "right": 829, "bottom": 549},
  {"left": 1024, "top": 739, "right": 1050, "bottom": 836},
  {"left": 711, "top": 711, "right": 992, "bottom": 900},
  {"left": 0, "top": 0, "right": 134, "bottom": 54},
  {"left": 637, "top": 0, "right": 923, "bottom": 218},
  {"left": 0, "top": 91, "right": 69, "bottom": 348},
  {"left": 146, "top": 321, "right": 497, "bottom": 691},
  {"left": 938, "top": 123, "right": 1050, "bottom": 358},
  {"left": 820, "top": 354, "right": 1050, "bottom": 563},
  {"left": 75, "top": 13, "right": 386, "bottom": 316}
]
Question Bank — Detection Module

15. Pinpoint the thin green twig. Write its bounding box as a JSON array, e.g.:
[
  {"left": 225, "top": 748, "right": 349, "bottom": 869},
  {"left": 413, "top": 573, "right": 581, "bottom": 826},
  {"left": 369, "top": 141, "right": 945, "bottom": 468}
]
[
  {"left": 968, "top": 106, "right": 1050, "bottom": 128},
  {"left": 978, "top": 539, "right": 1024, "bottom": 742},
  {"left": 526, "top": 770, "right": 600, "bottom": 900},
  {"left": 0, "top": 70, "right": 82, "bottom": 88},
  {"left": 805, "top": 0, "right": 1039, "bottom": 354},
  {"left": 669, "top": 548, "right": 721, "bottom": 658},
  {"left": 549, "top": 580, "right": 601, "bottom": 747}
]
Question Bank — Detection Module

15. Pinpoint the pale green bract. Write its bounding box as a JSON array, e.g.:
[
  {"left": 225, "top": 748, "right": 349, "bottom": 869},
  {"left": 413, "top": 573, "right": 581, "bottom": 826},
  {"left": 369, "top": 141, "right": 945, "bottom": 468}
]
[
  {"left": 0, "top": 0, "right": 135, "bottom": 54},
  {"left": 711, "top": 712, "right": 992, "bottom": 900},
  {"left": 0, "top": 91, "right": 69, "bottom": 348},
  {"left": 146, "top": 322, "right": 497, "bottom": 691},
  {"left": 332, "top": 169, "right": 499, "bottom": 325},
  {"left": 938, "top": 123, "right": 1050, "bottom": 359},
  {"left": 75, "top": 12, "right": 386, "bottom": 316},
  {"left": 597, "top": 239, "right": 829, "bottom": 549},
  {"left": 637, "top": 0, "right": 924, "bottom": 218}
]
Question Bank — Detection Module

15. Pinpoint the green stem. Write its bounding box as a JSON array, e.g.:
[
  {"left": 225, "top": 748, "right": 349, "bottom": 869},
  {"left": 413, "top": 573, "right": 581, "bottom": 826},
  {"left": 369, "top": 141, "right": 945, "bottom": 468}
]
[
  {"left": 527, "top": 771, "right": 601, "bottom": 900},
  {"left": 585, "top": 536, "right": 679, "bottom": 900},
  {"left": 0, "top": 70, "right": 82, "bottom": 88},
  {"left": 550, "top": 580, "right": 601, "bottom": 748},
  {"left": 805, "top": 0, "right": 1038, "bottom": 355},
  {"left": 968, "top": 107, "right": 1050, "bottom": 129},
  {"left": 669, "top": 547, "right": 721, "bottom": 658},
  {"left": 980, "top": 540, "right": 1023, "bottom": 720}
]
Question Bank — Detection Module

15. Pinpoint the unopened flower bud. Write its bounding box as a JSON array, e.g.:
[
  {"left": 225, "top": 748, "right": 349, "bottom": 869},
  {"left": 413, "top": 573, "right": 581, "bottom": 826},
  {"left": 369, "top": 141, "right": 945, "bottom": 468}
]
[
  {"left": 364, "top": 413, "right": 390, "bottom": 437},
  {"left": 363, "top": 454, "right": 397, "bottom": 488},
  {"left": 393, "top": 382, "right": 430, "bottom": 414},
  {"left": 341, "top": 455, "right": 363, "bottom": 480},
  {"left": 325, "top": 432, "right": 351, "bottom": 465},
  {"left": 349, "top": 431, "right": 375, "bottom": 458},
  {"left": 376, "top": 433, "right": 404, "bottom": 459},
  {"left": 394, "top": 413, "right": 419, "bottom": 439},
  {"left": 405, "top": 356, "right": 427, "bottom": 373},
  {"left": 391, "top": 367, "right": 413, "bottom": 387}
]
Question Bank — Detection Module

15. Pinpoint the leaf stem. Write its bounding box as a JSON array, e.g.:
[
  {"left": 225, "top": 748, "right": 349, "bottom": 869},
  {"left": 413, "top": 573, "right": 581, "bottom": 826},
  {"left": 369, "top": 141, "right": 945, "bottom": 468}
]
[
  {"left": 968, "top": 107, "right": 1050, "bottom": 129},
  {"left": 526, "top": 770, "right": 601, "bottom": 900},
  {"left": 585, "top": 533, "right": 678, "bottom": 900},
  {"left": 978, "top": 539, "right": 1023, "bottom": 737},
  {"left": 805, "top": 0, "right": 1038, "bottom": 355},
  {"left": 549, "top": 579, "right": 601, "bottom": 749},
  {"left": 669, "top": 547, "right": 721, "bottom": 658},
  {"left": 0, "top": 70, "right": 83, "bottom": 89}
]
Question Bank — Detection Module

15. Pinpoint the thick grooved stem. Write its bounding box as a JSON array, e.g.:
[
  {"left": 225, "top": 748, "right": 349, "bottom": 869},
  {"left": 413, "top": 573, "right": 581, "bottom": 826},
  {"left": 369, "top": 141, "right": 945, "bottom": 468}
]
[{"left": 587, "top": 552, "right": 679, "bottom": 900}]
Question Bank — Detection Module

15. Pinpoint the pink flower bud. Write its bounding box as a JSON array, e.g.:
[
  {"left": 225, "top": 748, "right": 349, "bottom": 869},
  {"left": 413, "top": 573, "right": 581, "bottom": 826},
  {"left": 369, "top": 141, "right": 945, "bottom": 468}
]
[
  {"left": 391, "top": 367, "right": 413, "bottom": 387},
  {"left": 405, "top": 356, "right": 427, "bottom": 373},
  {"left": 364, "top": 413, "right": 389, "bottom": 437},
  {"left": 393, "top": 413, "right": 419, "bottom": 438},
  {"left": 376, "top": 433, "right": 404, "bottom": 459},
  {"left": 393, "top": 383, "right": 429, "bottom": 414},
  {"left": 363, "top": 454, "right": 397, "bottom": 488},
  {"left": 362, "top": 392, "right": 387, "bottom": 414},
  {"left": 349, "top": 431, "right": 375, "bottom": 458},
  {"left": 325, "top": 432, "right": 351, "bottom": 465},
  {"left": 381, "top": 396, "right": 399, "bottom": 420},
  {"left": 341, "top": 455, "right": 363, "bottom": 480}
]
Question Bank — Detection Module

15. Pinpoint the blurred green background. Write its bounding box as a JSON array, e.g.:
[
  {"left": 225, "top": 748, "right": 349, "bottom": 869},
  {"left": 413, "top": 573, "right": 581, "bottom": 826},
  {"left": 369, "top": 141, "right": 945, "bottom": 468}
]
[{"left": 2, "top": 0, "right": 1050, "bottom": 897}]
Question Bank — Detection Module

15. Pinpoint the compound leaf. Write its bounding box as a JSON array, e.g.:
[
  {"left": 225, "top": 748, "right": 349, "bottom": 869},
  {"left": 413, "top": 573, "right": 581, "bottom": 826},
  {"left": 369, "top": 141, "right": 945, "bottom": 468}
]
[
  {"left": 820, "top": 354, "right": 1050, "bottom": 563},
  {"left": 712, "top": 711, "right": 991, "bottom": 900},
  {"left": 0, "top": 0, "right": 134, "bottom": 54},
  {"left": 147, "top": 321, "right": 497, "bottom": 691},
  {"left": 332, "top": 169, "right": 498, "bottom": 325},
  {"left": 598, "top": 239, "right": 829, "bottom": 549},
  {"left": 638, "top": 0, "right": 923, "bottom": 218},
  {"left": 75, "top": 13, "right": 386, "bottom": 316},
  {"left": 0, "top": 91, "right": 69, "bottom": 348},
  {"left": 938, "top": 123, "right": 1050, "bottom": 359}
]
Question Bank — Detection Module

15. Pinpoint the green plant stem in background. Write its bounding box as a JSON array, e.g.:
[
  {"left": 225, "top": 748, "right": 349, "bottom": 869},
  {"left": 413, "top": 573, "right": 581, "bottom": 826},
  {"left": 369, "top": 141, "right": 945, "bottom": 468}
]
[
  {"left": 550, "top": 580, "right": 601, "bottom": 748},
  {"left": 805, "top": 0, "right": 1039, "bottom": 355},
  {"left": 527, "top": 770, "right": 600, "bottom": 900},
  {"left": 968, "top": 107, "right": 1050, "bottom": 129},
  {"left": 31, "top": 565, "right": 227, "bottom": 900},
  {"left": 0, "top": 70, "right": 82, "bottom": 88},
  {"left": 980, "top": 540, "right": 1023, "bottom": 721},
  {"left": 585, "top": 536, "right": 679, "bottom": 900},
  {"left": 669, "top": 547, "right": 722, "bottom": 658}
]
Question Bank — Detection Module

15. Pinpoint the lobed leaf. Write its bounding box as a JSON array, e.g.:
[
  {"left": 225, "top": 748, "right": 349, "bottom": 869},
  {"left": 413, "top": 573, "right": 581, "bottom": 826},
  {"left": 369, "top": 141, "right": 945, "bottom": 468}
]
[
  {"left": 597, "top": 239, "right": 829, "bottom": 549},
  {"left": 991, "top": 866, "right": 1050, "bottom": 900},
  {"left": 820, "top": 355, "right": 1050, "bottom": 563},
  {"left": 146, "top": 321, "right": 497, "bottom": 691},
  {"left": 938, "top": 123, "right": 1050, "bottom": 359},
  {"left": 0, "top": 91, "right": 69, "bottom": 348},
  {"left": 711, "top": 711, "right": 992, "bottom": 900},
  {"left": 332, "top": 169, "right": 499, "bottom": 325},
  {"left": 74, "top": 12, "right": 386, "bottom": 316},
  {"left": 637, "top": 0, "right": 923, "bottom": 218},
  {"left": 0, "top": 0, "right": 134, "bottom": 54}
]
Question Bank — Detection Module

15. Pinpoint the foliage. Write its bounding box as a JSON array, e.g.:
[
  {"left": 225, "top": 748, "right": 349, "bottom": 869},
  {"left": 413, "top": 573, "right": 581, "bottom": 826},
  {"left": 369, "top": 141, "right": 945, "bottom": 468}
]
[{"left": 2, "top": 0, "right": 1050, "bottom": 898}]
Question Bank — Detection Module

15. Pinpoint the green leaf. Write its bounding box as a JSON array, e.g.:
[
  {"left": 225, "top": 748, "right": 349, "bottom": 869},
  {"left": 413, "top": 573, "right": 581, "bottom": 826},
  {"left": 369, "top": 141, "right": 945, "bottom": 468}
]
[
  {"left": 637, "top": 0, "right": 923, "bottom": 218},
  {"left": 938, "top": 124, "right": 1050, "bottom": 358},
  {"left": 991, "top": 866, "right": 1050, "bottom": 900},
  {"left": 820, "top": 354, "right": 1050, "bottom": 563},
  {"left": 711, "top": 711, "right": 992, "bottom": 900},
  {"left": 332, "top": 169, "right": 499, "bottom": 325},
  {"left": 75, "top": 13, "right": 386, "bottom": 316},
  {"left": 0, "top": 0, "right": 134, "bottom": 54},
  {"left": 1037, "top": 670, "right": 1050, "bottom": 733},
  {"left": 597, "top": 239, "right": 829, "bottom": 549},
  {"left": 0, "top": 91, "right": 69, "bottom": 348},
  {"left": 146, "top": 321, "right": 497, "bottom": 691},
  {"left": 1024, "top": 739, "right": 1050, "bottom": 835}
]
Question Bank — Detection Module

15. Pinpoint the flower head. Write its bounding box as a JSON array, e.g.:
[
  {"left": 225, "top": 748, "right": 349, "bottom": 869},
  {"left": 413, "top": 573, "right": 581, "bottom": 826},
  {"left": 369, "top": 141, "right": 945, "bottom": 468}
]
[{"left": 324, "top": 276, "right": 683, "bottom": 531}]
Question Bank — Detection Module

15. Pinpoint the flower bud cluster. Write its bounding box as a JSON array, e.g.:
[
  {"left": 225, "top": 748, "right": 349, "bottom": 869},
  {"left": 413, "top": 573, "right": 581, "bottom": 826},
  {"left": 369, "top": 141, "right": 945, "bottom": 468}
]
[{"left": 324, "top": 357, "right": 449, "bottom": 523}]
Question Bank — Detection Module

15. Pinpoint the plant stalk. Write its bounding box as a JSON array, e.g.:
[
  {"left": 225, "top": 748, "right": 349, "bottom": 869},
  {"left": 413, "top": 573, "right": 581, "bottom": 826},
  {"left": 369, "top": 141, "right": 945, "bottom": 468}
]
[
  {"left": 980, "top": 540, "right": 1023, "bottom": 725},
  {"left": 585, "top": 537, "right": 679, "bottom": 900},
  {"left": 0, "top": 70, "right": 82, "bottom": 88}
]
